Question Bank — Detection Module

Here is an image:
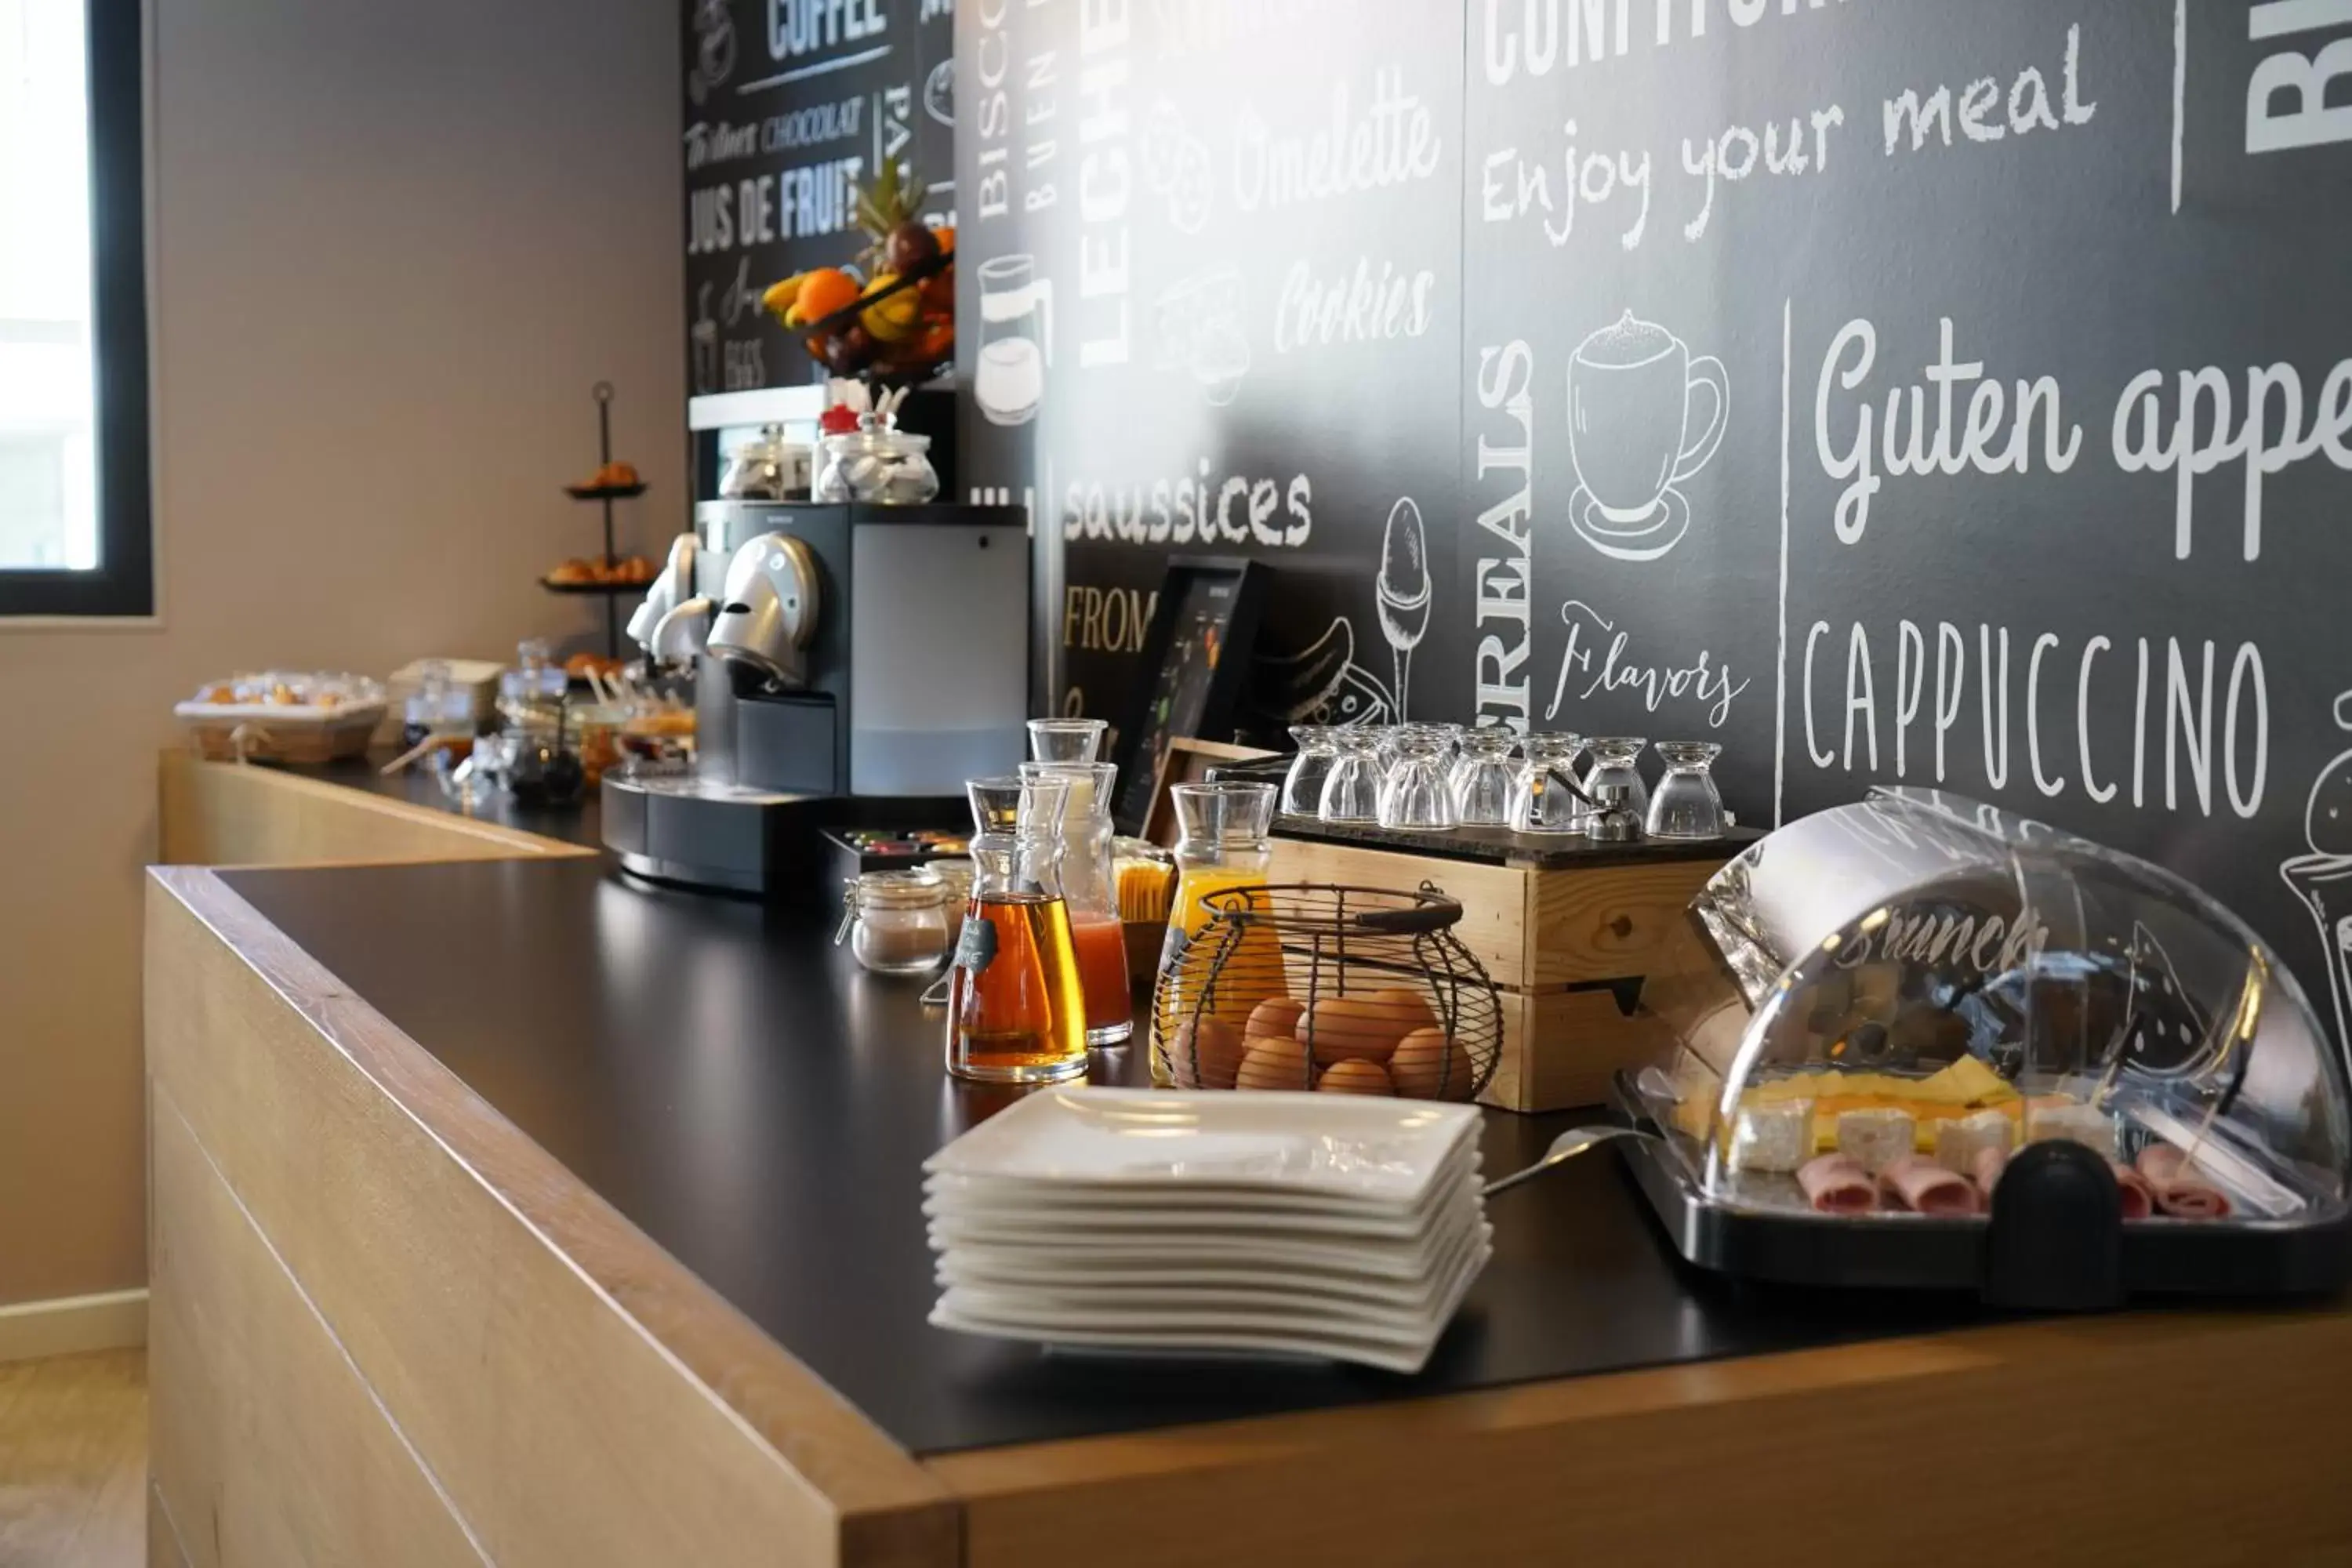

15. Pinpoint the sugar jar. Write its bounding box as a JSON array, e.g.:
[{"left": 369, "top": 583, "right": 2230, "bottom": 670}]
[
  {"left": 836, "top": 868, "right": 953, "bottom": 975},
  {"left": 812, "top": 414, "right": 939, "bottom": 504}
]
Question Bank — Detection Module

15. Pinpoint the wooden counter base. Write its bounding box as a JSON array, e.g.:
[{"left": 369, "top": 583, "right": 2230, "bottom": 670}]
[
  {"left": 147, "top": 871, "right": 954, "bottom": 1567},
  {"left": 144, "top": 763, "right": 2352, "bottom": 1566}
]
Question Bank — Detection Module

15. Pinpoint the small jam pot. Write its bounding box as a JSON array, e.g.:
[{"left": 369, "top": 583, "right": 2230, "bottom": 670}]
[{"left": 836, "top": 868, "right": 953, "bottom": 975}]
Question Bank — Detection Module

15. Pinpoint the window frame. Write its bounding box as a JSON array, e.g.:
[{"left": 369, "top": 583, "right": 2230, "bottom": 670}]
[{"left": 0, "top": 0, "right": 151, "bottom": 619}]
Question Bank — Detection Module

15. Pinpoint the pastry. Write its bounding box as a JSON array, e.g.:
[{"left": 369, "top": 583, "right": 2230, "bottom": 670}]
[{"left": 548, "top": 558, "right": 595, "bottom": 585}]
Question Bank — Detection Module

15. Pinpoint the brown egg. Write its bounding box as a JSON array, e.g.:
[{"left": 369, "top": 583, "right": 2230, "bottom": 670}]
[
  {"left": 1234, "top": 1033, "right": 1314, "bottom": 1092},
  {"left": 1296, "top": 992, "right": 1432, "bottom": 1066},
  {"left": 1167, "top": 1017, "right": 1245, "bottom": 1091},
  {"left": 1390, "top": 1027, "right": 1476, "bottom": 1102},
  {"left": 1245, "top": 996, "right": 1306, "bottom": 1041},
  {"left": 1316, "top": 1059, "right": 1396, "bottom": 1096}
]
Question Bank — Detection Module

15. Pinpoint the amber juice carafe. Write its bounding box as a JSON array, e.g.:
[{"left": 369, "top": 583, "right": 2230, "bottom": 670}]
[{"left": 946, "top": 775, "right": 1091, "bottom": 1083}]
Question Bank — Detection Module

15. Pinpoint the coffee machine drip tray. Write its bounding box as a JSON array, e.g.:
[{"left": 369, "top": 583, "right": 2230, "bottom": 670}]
[
  {"left": 622, "top": 775, "right": 814, "bottom": 806},
  {"left": 601, "top": 772, "right": 826, "bottom": 897}
]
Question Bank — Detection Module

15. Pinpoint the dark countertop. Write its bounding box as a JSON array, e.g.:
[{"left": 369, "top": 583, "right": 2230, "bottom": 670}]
[
  {"left": 220, "top": 855, "right": 1989, "bottom": 1458},
  {"left": 279, "top": 755, "right": 606, "bottom": 849}
]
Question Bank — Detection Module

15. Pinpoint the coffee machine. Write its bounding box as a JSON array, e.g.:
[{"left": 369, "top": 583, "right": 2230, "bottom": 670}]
[{"left": 603, "top": 499, "right": 1029, "bottom": 895}]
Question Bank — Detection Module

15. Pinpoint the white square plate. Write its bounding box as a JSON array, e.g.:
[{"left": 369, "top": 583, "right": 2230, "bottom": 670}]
[
  {"left": 940, "top": 1223, "right": 1490, "bottom": 1325},
  {"left": 935, "top": 1219, "right": 1494, "bottom": 1302},
  {"left": 927, "top": 1203, "right": 1477, "bottom": 1288},
  {"left": 931, "top": 1240, "right": 1490, "bottom": 1375},
  {"left": 924, "top": 1145, "right": 1481, "bottom": 1233},
  {"left": 925, "top": 1088, "right": 1480, "bottom": 1207}
]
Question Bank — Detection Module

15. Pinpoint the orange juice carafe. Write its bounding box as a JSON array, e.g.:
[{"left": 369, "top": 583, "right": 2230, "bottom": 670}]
[
  {"left": 1019, "top": 760, "right": 1131, "bottom": 1047},
  {"left": 946, "top": 775, "right": 1090, "bottom": 1083},
  {"left": 1152, "top": 781, "right": 1283, "bottom": 1084}
]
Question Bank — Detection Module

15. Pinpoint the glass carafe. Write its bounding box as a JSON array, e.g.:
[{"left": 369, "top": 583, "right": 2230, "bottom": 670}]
[
  {"left": 1152, "top": 781, "right": 1280, "bottom": 1085},
  {"left": 1581, "top": 737, "right": 1651, "bottom": 827},
  {"left": 1379, "top": 724, "right": 1457, "bottom": 829},
  {"left": 1645, "top": 742, "right": 1726, "bottom": 839},
  {"left": 1451, "top": 727, "right": 1520, "bottom": 826},
  {"left": 1508, "top": 732, "right": 1588, "bottom": 834},
  {"left": 1027, "top": 717, "right": 1105, "bottom": 764},
  {"left": 1280, "top": 724, "right": 1338, "bottom": 817},
  {"left": 1317, "top": 728, "right": 1385, "bottom": 822},
  {"left": 946, "top": 775, "right": 1090, "bottom": 1083},
  {"left": 1021, "top": 760, "right": 1130, "bottom": 1046}
]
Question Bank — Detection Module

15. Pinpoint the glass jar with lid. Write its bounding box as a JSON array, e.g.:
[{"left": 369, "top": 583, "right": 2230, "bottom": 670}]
[
  {"left": 836, "top": 867, "right": 954, "bottom": 975},
  {"left": 812, "top": 414, "right": 939, "bottom": 504},
  {"left": 498, "top": 638, "right": 568, "bottom": 744},
  {"left": 401, "top": 659, "right": 476, "bottom": 754}
]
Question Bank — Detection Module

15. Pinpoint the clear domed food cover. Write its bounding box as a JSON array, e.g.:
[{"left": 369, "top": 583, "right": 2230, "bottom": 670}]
[{"left": 1621, "top": 787, "right": 2352, "bottom": 1302}]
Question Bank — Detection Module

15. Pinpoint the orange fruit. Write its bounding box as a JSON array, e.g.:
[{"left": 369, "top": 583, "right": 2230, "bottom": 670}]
[
  {"left": 933, "top": 225, "right": 955, "bottom": 256},
  {"left": 793, "top": 267, "right": 860, "bottom": 325}
]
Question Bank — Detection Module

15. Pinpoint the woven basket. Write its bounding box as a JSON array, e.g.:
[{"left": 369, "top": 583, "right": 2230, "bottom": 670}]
[{"left": 176, "top": 703, "right": 386, "bottom": 764}]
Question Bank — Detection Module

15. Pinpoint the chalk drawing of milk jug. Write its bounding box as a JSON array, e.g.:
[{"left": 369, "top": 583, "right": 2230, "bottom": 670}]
[
  {"left": 977, "top": 255, "right": 1052, "bottom": 427},
  {"left": 2281, "top": 691, "right": 2352, "bottom": 1073}
]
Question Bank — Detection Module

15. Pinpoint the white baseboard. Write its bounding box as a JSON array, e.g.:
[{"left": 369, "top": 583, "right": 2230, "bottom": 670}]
[{"left": 0, "top": 1289, "right": 148, "bottom": 1363}]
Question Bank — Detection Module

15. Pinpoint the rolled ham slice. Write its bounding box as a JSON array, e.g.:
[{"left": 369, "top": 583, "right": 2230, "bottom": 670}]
[
  {"left": 1880, "top": 1153, "right": 1981, "bottom": 1216},
  {"left": 2108, "top": 1159, "right": 2155, "bottom": 1221},
  {"left": 1970, "top": 1145, "right": 2009, "bottom": 1200},
  {"left": 2137, "top": 1145, "right": 2233, "bottom": 1219},
  {"left": 1796, "top": 1152, "right": 1877, "bottom": 1214}
]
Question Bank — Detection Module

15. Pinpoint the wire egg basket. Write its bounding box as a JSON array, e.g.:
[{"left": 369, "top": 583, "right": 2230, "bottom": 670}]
[{"left": 1151, "top": 884, "right": 1501, "bottom": 1102}]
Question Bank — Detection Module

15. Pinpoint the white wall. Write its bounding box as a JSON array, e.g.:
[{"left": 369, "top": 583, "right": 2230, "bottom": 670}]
[{"left": 0, "top": 0, "right": 683, "bottom": 1305}]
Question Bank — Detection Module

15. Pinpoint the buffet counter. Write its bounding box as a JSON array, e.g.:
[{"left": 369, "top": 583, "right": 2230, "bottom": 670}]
[{"left": 145, "top": 756, "right": 2352, "bottom": 1566}]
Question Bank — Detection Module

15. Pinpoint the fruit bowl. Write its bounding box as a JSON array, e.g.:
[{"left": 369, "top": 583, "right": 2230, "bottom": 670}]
[{"left": 760, "top": 160, "right": 956, "bottom": 383}]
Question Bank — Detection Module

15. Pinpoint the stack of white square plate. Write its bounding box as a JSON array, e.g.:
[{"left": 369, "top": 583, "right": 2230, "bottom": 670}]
[{"left": 924, "top": 1087, "right": 1490, "bottom": 1374}]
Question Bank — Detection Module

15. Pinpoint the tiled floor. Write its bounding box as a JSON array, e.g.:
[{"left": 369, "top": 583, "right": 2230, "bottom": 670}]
[{"left": 0, "top": 1350, "right": 146, "bottom": 1567}]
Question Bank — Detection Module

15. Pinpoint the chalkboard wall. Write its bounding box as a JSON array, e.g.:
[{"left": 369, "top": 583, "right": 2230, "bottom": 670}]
[
  {"left": 952, "top": 1, "right": 2352, "bottom": 1051},
  {"left": 682, "top": 0, "right": 954, "bottom": 397}
]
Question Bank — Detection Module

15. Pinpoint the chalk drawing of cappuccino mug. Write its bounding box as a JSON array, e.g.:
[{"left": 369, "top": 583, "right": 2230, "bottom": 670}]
[{"left": 1566, "top": 310, "right": 1728, "bottom": 560}]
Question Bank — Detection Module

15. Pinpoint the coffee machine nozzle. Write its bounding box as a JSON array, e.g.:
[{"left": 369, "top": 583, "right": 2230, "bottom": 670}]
[
  {"left": 705, "top": 532, "right": 822, "bottom": 689},
  {"left": 625, "top": 534, "right": 702, "bottom": 652},
  {"left": 648, "top": 597, "right": 714, "bottom": 664}
]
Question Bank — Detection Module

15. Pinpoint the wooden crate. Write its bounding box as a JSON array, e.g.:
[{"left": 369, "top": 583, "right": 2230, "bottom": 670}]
[{"left": 1267, "top": 832, "right": 1738, "bottom": 1112}]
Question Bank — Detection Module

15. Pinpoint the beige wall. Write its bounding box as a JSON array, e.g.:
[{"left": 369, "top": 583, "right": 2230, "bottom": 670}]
[{"left": 0, "top": 0, "right": 683, "bottom": 1305}]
